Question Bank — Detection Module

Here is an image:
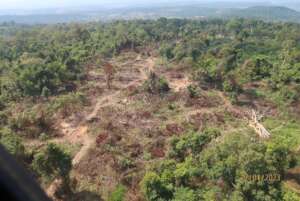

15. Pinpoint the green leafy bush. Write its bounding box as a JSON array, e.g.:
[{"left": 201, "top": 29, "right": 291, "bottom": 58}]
[
  {"left": 108, "top": 185, "right": 127, "bottom": 201},
  {"left": 0, "top": 127, "right": 25, "bottom": 159},
  {"left": 159, "top": 43, "right": 175, "bottom": 60},
  {"left": 172, "top": 187, "right": 197, "bottom": 201},
  {"left": 140, "top": 172, "right": 173, "bottom": 201},
  {"left": 187, "top": 85, "right": 200, "bottom": 98},
  {"left": 169, "top": 129, "right": 219, "bottom": 160},
  {"left": 144, "top": 72, "right": 170, "bottom": 95},
  {"left": 32, "top": 143, "right": 72, "bottom": 181}
]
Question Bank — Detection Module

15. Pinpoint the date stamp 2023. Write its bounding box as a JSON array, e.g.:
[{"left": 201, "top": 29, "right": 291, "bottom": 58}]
[{"left": 242, "top": 174, "right": 281, "bottom": 182}]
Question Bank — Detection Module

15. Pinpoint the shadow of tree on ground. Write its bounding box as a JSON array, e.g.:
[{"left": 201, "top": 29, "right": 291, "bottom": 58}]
[{"left": 70, "top": 190, "right": 104, "bottom": 201}]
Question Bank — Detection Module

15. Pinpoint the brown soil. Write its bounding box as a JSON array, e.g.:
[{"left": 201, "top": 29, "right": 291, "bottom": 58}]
[
  {"left": 46, "top": 53, "right": 156, "bottom": 199},
  {"left": 285, "top": 167, "right": 300, "bottom": 195},
  {"left": 44, "top": 51, "right": 280, "bottom": 200}
]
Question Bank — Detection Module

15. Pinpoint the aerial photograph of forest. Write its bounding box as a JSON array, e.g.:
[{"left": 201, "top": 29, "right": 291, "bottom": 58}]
[{"left": 0, "top": 0, "right": 300, "bottom": 201}]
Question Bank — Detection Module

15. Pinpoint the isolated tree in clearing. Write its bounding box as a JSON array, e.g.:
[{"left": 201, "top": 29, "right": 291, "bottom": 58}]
[{"left": 104, "top": 62, "right": 115, "bottom": 89}]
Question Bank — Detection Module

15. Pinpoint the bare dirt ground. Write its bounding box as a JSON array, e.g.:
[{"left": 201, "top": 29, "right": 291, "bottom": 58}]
[
  {"left": 72, "top": 56, "right": 156, "bottom": 165},
  {"left": 166, "top": 73, "right": 192, "bottom": 92},
  {"left": 46, "top": 53, "right": 158, "bottom": 199},
  {"left": 45, "top": 52, "right": 276, "bottom": 200},
  {"left": 285, "top": 167, "right": 300, "bottom": 195}
]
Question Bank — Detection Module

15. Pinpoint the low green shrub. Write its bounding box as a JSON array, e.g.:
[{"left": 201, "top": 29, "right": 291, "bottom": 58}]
[
  {"left": 108, "top": 185, "right": 127, "bottom": 201},
  {"left": 0, "top": 127, "right": 25, "bottom": 159},
  {"left": 144, "top": 72, "right": 170, "bottom": 95}
]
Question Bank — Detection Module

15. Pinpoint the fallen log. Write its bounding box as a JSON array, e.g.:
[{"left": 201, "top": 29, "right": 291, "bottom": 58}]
[{"left": 248, "top": 109, "right": 271, "bottom": 139}]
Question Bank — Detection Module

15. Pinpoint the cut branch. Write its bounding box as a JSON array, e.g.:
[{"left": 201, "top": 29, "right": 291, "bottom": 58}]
[{"left": 248, "top": 109, "right": 271, "bottom": 139}]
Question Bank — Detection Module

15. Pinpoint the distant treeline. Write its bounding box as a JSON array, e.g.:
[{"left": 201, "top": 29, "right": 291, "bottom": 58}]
[{"left": 0, "top": 5, "right": 300, "bottom": 24}]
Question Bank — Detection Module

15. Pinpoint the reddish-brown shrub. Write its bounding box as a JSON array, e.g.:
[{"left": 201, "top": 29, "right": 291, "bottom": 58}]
[
  {"left": 96, "top": 133, "right": 109, "bottom": 145},
  {"left": 165, "top": 123, "right": 184, "bottom": 136},
  {"left": 150, "top": 147, "right": 165, "bottom": 158}
]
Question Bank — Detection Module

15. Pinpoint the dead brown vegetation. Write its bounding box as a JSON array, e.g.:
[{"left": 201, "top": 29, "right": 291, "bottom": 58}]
[
  {"left": 35, "top": 52, "right": 287, "bottom": 201},
  {"left": 103, "top": 62, "right": 115, "bottom": 89}
]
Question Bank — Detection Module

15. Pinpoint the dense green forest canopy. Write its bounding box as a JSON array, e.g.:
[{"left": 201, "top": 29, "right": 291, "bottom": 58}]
[
  {"left": 0, "top": 18, "right": 299, "bottom": 102},
  {"left": 0, "top": 18, "right": 300, "bottom": 201}
]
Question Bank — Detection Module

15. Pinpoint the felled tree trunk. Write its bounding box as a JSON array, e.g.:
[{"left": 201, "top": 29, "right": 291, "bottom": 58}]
[
  {"left": 103, "top": 62, "right": 115, "bottom": 89},
  {"left": 248, "top": 109, "right": 271, "bottom": 139}
]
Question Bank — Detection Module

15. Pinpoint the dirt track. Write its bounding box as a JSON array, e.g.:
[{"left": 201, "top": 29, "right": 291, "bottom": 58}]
[
  {"left": 72, "top": 56, "right": 156, "bottom": 164},
  {"left": 47, "top": 55, "right": 157, "bottom": 197},
  {"left": 47, "top": 54, "right": 249, "bottom": 199}
]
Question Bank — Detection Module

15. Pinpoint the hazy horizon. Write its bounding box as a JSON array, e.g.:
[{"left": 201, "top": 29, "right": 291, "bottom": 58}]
[{"left": 0, "top": 0, "right": 299, "bottom": 11}]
